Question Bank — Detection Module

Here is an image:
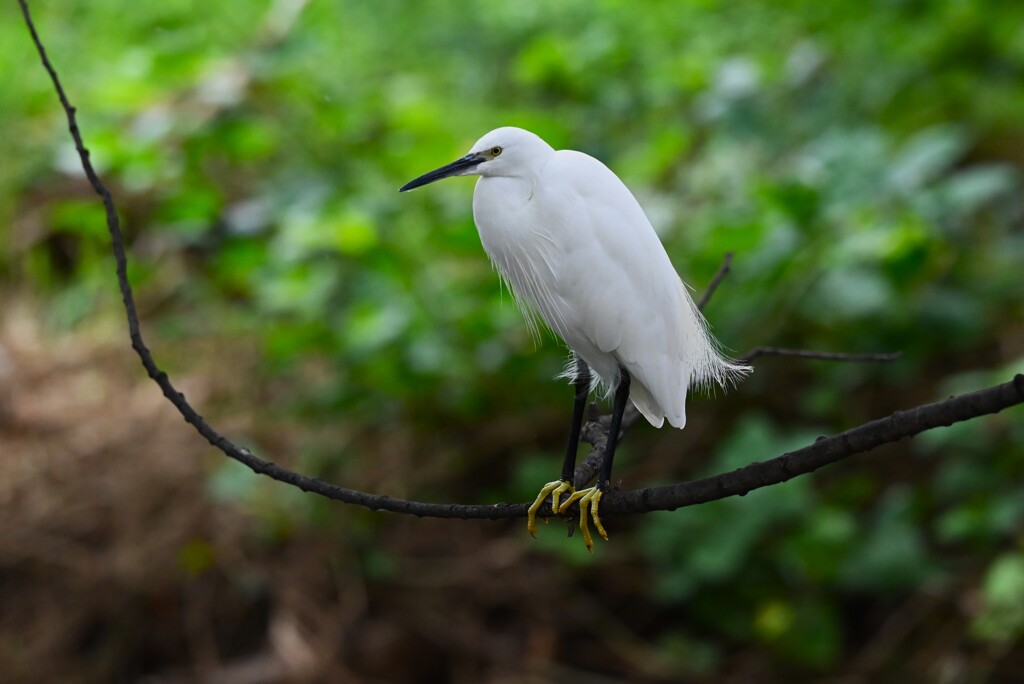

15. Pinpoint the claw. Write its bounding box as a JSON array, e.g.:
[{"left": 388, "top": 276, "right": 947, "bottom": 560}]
[
  {"left": 527, "top": 480, "right": 574, "bottom": 537},
  {"left": 558, "top": 486, "right": 608, "bottom": 552}
]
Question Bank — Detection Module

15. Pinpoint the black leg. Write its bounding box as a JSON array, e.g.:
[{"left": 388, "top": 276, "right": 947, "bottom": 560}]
[
  {"left": 598, "top": 366, "right": 631, "bottom": 489},
  {"left": 560, "top": 356, "right": 591, "bottom": 483}
]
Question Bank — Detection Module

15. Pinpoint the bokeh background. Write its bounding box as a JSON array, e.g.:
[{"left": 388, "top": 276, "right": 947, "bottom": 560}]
[{"left": 2, "top": 0, "right": 1024, "bottom": 681}]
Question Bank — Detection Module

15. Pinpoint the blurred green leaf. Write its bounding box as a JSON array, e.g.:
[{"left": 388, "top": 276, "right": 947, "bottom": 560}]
[
  {"left": 971, "top": 553, "right": 1024, "bottom": 645},
  {"left": 839, "top": 488, "right": 939, "bottom": 592}
]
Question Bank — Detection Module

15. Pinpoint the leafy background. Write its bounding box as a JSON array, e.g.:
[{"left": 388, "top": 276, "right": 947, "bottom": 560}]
[{"left": 1, "top": 0, "right": 1023, "bottom": 681}]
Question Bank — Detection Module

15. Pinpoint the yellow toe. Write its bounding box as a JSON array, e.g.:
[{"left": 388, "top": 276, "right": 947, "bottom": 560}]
[
  {"left": 588, "top": 489, "right": 608, "bottom": 542},
  {"left": 558, "top": 486, "right": 609, "bottom": 551},
  {"left": 526, "top": 480, "right": 574, "bottom": 538}
]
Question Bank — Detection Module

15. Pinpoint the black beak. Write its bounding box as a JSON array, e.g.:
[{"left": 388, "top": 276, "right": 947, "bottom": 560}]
[{"left": 399, "top": 154, "right": 485, "bottom": 192}]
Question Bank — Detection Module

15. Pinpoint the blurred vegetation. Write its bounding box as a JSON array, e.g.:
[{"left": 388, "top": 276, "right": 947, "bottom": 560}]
[{"left": 1, "top": 0, "right": 1023, "bottom": 681}]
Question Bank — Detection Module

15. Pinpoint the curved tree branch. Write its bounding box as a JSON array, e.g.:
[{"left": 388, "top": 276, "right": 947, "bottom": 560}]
[
  {"left": 21, "top": 0, "right": 1024, "bottom": 522},
  {"left": 604, "top": 375, "right": 1024, "bottom": 514}
]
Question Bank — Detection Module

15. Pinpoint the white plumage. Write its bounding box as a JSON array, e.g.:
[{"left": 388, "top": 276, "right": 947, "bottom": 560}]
[
  {"left": 464, "top": 127, "right": 748, "bottom": 428},
  {"left": 401, "top": 126, "right": 749, "bottom": 550}
]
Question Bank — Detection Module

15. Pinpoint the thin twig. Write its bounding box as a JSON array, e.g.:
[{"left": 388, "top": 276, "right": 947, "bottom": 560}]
[
  {"left": 740, "top": 347, "right": 903, "bottom": 363},
  {"left": 21, "top": 0, "right": 1024, "bottom": 522},
  {"left": 696, "top": 252, "right": 733, "bottom": 311}
]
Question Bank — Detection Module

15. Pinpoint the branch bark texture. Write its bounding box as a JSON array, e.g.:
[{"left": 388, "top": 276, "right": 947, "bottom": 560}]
[{"left": 21, "top": 0, "right": 1024, "bottom": 522}]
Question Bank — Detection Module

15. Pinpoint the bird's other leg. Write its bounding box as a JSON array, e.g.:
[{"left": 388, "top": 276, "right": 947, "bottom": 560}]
[
  {"left": 598, "top": 365, "right": 631, "bottom": 489},
  {"left": 527, "top": 356, "right": 590, "bottom": 538},
  {"left": 559, "top": 365, "right": 631, "bottom": 551}
]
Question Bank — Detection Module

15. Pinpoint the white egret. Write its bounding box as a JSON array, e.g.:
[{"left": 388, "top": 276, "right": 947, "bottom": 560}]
[{"left": 400, "top": 127, "right": 749, "bottom": 550}]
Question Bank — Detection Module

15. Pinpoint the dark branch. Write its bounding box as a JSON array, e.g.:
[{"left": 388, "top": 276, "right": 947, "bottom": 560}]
[
  {"left": 22, "top": 0, "right": 1024, "bottom": 522},
  {"left": 741, "top": 347, "right": 903, "bottom": 363},
  {"left": 573, "top": 404, "right": 642, "bottom": 488},
  {"left": 695, "top": 252, "right": 733, "bottom": 311},
  {"left": 606, "top": 374, "right": 1024, "bottom": 514}
]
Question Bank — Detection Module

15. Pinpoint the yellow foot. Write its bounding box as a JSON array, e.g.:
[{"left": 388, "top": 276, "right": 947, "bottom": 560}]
[
  {"left": 558, "top": 486, "right": 608, "bottom": 552},
  {"left": 527, "top": 480, "right": 575, "bottom": 538}
]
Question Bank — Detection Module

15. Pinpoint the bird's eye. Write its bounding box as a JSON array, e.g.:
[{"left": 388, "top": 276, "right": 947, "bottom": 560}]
[{"left": 490, "top": 146, "right": 502, "bottom": 156}]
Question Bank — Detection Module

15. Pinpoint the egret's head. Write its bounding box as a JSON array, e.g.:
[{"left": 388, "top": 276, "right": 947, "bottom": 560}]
[{"left": 399, "top": 127, "right": 553, "bottom": 192}]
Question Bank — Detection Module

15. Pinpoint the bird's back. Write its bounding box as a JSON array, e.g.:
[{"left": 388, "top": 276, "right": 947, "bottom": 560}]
[{"left": 474, "top": 148, "right": 747, "bottom": 428}]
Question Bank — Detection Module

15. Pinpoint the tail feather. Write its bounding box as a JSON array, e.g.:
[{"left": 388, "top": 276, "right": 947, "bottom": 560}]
[{"left": 629, "top": 381, "right": 668, "bottom": 428}]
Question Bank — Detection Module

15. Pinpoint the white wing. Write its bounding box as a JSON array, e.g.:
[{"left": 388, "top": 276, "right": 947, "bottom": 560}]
[{"left": 536, "top": 151, "right": 747, "bottom": 428}]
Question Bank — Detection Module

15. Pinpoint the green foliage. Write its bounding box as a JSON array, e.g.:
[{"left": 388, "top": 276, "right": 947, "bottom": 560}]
[
  {"left": 642, "top": 416, "right": 820, "bottom": 602},
  {"left": 5, "top": 0, "right": 1024, "bottom": 678},
  {"left": 972, "top": 552, "right": 1024, "bottom": 645}
]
